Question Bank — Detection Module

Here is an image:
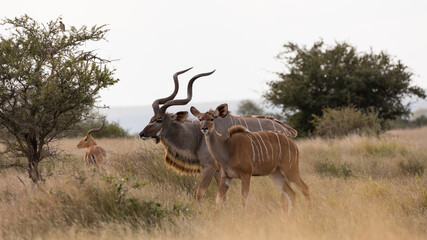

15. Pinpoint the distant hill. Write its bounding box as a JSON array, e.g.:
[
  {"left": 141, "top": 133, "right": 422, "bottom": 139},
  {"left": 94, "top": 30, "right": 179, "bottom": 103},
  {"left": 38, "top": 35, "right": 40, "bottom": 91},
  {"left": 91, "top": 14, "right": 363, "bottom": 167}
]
[{"left": 100, "top": 98, "right": 427, "bottom": 134}]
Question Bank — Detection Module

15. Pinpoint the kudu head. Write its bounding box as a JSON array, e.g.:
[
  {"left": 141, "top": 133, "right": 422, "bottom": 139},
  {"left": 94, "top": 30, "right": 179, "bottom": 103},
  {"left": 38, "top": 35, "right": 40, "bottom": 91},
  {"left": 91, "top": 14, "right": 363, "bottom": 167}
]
[
  {"left": 77, "top": 120, "right": 105, "bottom": 148},
  {"left": 190, "top": 106, "right": 218, "bottom": 135},
  {"left": 139, "top": 69, "right": 215, "bottom": 143}
]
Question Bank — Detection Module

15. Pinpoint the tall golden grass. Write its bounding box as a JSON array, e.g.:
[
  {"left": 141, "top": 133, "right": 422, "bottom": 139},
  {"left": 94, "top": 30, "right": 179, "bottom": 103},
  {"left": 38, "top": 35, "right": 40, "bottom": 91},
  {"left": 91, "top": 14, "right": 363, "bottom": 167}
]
[{"left": 0, "top": 128, "right": 426, "bottom": 239}]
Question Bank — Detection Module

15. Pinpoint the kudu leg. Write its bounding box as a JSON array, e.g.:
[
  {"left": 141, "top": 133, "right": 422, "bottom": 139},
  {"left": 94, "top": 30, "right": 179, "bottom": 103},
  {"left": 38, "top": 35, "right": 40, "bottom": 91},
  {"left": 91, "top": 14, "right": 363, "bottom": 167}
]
[
  {"left": 216, "top": 176, "right": 232, "bottom": 209},
  {"left": 288, "top": 173, "right": 311, "bottom": 208},
  {"left": 281, "top": 179, "right": 296, "bottom": 214},
  {"left": 270, "top": 170, "right": 296, "bottom": 214},
  {"left": 213, "top": 169, "right": 221, "bottom": 187},
  {"left": 241, "top": 175, "right": 251, "bottom": 208},
  {"left": 196, "top": 166, "right": 218, "bottom": 203}
]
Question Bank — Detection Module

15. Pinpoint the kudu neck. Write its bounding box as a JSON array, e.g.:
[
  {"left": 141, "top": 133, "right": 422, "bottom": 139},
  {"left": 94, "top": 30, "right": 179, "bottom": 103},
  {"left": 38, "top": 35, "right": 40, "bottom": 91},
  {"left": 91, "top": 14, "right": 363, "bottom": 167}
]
[
  {"left": 204, "top": 127, "right": 230, "bottom": 165},
  {"left": 159, "top": 120, "right": 200, "bottom": 158}
]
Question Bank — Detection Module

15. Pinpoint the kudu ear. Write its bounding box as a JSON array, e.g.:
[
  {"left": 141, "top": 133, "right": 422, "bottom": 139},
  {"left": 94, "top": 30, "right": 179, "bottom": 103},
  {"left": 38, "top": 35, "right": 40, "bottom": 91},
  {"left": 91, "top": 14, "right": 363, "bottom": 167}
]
[
  {"left": 190, "top": 106, "right": 202, "bottom": 118},
  {"left": 214, "top": 103, "right": 228, "bottom": 118},
  {"left": 172, "top": 111, "right": 188, "bottom": 122}
]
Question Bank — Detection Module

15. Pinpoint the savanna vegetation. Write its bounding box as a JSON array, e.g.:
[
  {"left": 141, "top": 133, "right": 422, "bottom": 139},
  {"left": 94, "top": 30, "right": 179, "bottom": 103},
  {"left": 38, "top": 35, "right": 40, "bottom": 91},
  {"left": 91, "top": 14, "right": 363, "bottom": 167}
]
[
  {"left": 0, "top": 15, "right": 118, "bottom": 182},
  {"left": 64, "top": 118, "right": 129, "bottom": 138},
  {"left": 237, "top": 99, "right": 265, "bottom": 115},
  {"left": 389, "top": 108, "right": 427, "bottom": 128},
  {"left": 311, "top": 106, "right": 383, "bottom": 138},
  {"left": 264, "top": 40, "right": 426, "bottom": 135},
  {"left": 0, "top": 126, "right": 426, "bottom": 240}
]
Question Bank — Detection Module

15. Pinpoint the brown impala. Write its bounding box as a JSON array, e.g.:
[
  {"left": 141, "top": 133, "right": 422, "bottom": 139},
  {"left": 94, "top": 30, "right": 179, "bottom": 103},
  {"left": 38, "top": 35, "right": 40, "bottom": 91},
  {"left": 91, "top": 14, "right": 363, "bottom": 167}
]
[
  {"left": 77, "top": 121, "right": 107, "bottom": 167},
  {"left": 139, "top": 68, "right": 298, "bottom": 203},
  {"left": 191, "top": 107, "right": 310, "bottom": 213}
]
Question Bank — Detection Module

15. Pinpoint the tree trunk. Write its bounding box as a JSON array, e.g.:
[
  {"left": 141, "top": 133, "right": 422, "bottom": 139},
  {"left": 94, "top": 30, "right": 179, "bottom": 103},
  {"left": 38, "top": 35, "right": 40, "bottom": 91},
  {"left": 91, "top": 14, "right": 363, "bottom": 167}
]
[
  {"left": 25, "top": 133, "right": 44, "bottom": 183},
  {"left": 28, "top": 159, "right": 43, "bottom": 183}
]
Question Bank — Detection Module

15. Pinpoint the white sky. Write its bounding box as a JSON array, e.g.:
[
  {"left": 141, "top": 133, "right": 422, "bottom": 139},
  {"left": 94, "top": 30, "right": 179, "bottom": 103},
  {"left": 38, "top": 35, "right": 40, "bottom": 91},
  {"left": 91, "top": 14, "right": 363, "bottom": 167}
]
[{"left": 2, "top": 0, "right": 427, "bottom": 107}]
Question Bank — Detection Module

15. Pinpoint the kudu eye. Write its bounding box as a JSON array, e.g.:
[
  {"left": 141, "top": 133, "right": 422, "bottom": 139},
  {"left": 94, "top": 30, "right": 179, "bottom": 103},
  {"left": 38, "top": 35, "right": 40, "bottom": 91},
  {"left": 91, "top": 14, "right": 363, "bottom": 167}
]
[
  {"left": 210, "top": 118, "right": 214, "bottom": 121},
  {"left": 155, "top": 119, "right": 162, "bottom": 123}
]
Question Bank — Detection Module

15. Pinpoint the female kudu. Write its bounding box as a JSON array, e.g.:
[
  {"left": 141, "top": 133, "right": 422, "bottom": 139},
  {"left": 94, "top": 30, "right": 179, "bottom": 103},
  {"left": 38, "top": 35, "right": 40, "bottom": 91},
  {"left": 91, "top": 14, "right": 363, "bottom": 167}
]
[{"left": 191, "top": 108, "right": 310, "bottom": 213}]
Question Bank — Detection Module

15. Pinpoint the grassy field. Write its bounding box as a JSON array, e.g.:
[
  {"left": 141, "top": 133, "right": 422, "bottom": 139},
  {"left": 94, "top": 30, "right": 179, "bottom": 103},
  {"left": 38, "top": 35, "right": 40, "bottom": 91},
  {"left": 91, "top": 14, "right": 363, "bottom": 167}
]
[{"left": 0, "top": 128, "right": 426, "bottom": 240}]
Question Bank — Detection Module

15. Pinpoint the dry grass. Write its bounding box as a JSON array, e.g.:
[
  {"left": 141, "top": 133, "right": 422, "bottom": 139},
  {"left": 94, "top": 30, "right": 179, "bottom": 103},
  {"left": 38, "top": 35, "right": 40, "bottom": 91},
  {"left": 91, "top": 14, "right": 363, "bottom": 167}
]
[
  {"left": 1, "top": 129, "right": 427, "bottom": 240},
  {"left": 387, "top": 126, "right": 427, "bottom": 149}
]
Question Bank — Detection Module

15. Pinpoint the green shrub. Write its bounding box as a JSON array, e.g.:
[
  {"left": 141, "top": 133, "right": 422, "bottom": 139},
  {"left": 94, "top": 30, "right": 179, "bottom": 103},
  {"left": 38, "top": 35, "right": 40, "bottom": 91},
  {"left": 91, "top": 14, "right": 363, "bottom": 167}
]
[
  {"left": 0, "top": 170, "right": 192, "bottom": 239},
  {"left": 64, "top": 118, "right": 128, "bottom": 138},
  {"left": 314, "top": 159, "right": 353, "bottom": 178},
  {"left": 422, "top": 192, "right": 427, "bottom": 211},
  {"left": 361, "top": 140, "right": 403, "bottom": 157},
  {"left": 0, "top": 155, "right": 26, "bottom": 173},
  {"left": 413, "top": 115, "right": 427, "bottom": 127},
  {"left": 399, "top": 159, "right": 425, "bottom": 176},
  {"left": 110, "top": 146, "right": 201, "bottom": 197},
  {"left": 237, "top": 99, "right": 264, "bottom": 115},
  {"left": 388, "top": 115, "right": 427, "bottom": 129},
  {"left": 96, "top": 121, "right": 128, "bottom": 138},
  {"left": 49, "top": 173, "right": 190, "bottom": 230},
  {"left": 361, "top": 179, "right": 390, "bottom": 198},
  {"left": 312, "top": 106, "right": 382, "bottom": 138}
]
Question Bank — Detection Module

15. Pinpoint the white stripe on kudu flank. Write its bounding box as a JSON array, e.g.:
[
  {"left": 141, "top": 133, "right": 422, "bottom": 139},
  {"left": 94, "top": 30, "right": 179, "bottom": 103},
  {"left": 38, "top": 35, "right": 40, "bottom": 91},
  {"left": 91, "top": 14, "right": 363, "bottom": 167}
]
[
  {"left": 251, "top": 134, "right": 260, "bottom": 162},
  {"left": 247, "top": 132, "right": 261, "bottom": 162},
  {"left": 285, "top": 136, "right": 292, "bottom": 169},
  {"left": 257, "top": 118, "right": 263, "bottom": 131},
  {"left": 272, "top": 120, "right": 277, "bottom": 131},
  {"left": 254, "top": 132, "right": 270, "bottom": 159},
  {"left": 266, "top": 133, "right": 274, "bottom": 160},
  {"left": 246, "top": 133, "right": 256, "bottom": 162},
  {"left": 237, "top": 117, "right": 243, "bottom": 126},
  {"left": 242, "top": 117, "right": 249, "bottom": 128},
  {"left": 273, "top": 132, "right": 282, "bottom": 161},
  {"left": 253, "top": 133, "right": 264, "bottom": 162}
]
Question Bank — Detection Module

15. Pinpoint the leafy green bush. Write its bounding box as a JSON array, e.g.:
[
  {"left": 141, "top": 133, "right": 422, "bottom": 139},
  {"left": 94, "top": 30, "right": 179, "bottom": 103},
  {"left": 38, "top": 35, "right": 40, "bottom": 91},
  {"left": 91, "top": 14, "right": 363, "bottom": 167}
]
[
  {"left": 314, "top": 159, "right": 353, "bottom": 178},
  {"left": 312, "top": 106, "right": 382, "bottom": 138},
  {"left": 413, "top": 115, "right": 427, "bottom": 127},
  {"left": 237, "top": 99, "right": 264, "bottom": 115},
  {"left": 361, "top": 140, "right": 404, "bottom": 157},
  {"left": 388, "top": 115, "right": 427, "bottom": 129},
  {"left": 93, "top": 121, "right": 128, "bottom": 138},
  {"left": 399, "top": 159, "right": 425, "bottom": 176},
  {"left": 47, "top": 173, "right": 190, "bottom": 231},
  {"left": 110, "top": 146, "right": 201, "bottom": 197},
  {"left": 64, "top": 118, "right": 128, "bottom": 138},
  {"left": 0, "top": 154, "right": 26, "bottom": 173}
]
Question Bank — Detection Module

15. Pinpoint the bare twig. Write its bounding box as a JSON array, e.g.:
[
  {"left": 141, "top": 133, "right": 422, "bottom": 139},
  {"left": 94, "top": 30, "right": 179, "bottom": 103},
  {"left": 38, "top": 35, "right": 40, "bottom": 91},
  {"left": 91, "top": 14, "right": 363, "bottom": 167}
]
[{"left": 17, "top": 176, "right": 26, "bottom": 187}]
